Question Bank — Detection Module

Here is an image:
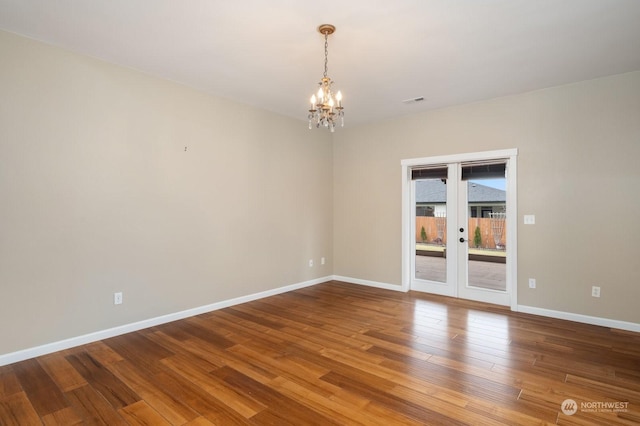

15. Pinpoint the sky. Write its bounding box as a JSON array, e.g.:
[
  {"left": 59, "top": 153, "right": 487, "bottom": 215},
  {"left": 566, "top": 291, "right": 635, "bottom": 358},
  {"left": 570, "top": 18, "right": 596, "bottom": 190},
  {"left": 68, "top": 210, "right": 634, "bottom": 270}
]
[{"left": 471, "top": 178, "right": 506, "bottom": 191}]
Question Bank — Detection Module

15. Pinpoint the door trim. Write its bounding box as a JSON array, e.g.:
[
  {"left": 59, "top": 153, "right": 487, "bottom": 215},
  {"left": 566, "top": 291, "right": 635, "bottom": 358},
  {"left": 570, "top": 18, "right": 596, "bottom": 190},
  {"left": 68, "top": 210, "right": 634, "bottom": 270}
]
[{"left": 401, "top": 149, "right": 518, "bottom": 311}]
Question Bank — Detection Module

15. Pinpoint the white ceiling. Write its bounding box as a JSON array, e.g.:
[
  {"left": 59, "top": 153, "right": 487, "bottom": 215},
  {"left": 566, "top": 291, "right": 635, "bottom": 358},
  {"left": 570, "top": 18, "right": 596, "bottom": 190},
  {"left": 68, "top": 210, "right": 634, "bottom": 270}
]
[{"left": 1, "top": 0, "right": 640, "bottom": 126}]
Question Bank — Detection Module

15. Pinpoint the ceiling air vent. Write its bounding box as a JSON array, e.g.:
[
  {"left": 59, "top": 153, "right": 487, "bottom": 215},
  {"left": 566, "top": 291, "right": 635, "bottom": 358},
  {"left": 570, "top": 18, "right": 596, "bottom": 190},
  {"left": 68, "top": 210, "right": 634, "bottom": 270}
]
[{"left": 402, "top": 96, "right": 425, "bottom": 104}]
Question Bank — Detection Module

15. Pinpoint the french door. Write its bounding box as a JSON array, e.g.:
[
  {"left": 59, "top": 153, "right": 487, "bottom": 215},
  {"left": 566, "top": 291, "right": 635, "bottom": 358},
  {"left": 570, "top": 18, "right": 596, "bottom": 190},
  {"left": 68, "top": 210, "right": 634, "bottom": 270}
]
[{"left": 401, "top": 150, "right": 517, "bottom": 308}]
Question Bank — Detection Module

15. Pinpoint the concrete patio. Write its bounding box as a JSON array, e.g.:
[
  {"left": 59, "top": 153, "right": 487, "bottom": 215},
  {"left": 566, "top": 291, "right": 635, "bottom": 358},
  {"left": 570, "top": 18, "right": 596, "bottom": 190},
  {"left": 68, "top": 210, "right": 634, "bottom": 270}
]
[{"left": 415, "top": 254, "right": 506, "bottom": 291}]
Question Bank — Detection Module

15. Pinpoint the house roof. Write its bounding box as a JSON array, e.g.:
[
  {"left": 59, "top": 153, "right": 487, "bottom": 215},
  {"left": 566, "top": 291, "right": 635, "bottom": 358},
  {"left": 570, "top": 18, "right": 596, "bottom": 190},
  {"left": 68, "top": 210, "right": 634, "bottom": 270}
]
[{"left": 416, "top": 180, "right": 505, "bottom": 204}]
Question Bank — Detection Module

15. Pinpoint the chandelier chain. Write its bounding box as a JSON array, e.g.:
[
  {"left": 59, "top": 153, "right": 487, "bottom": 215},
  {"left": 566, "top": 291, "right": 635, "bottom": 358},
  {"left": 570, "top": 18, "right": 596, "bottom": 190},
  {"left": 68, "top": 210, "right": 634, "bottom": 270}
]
[{"left": 323, "top": 33, "right": 329, "bottom": 78}]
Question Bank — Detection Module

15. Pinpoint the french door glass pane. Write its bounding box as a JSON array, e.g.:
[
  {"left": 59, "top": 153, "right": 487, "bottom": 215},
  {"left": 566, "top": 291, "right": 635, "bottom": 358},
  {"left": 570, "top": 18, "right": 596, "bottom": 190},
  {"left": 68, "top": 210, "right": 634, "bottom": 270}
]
[
  {"left": 415, "top": 178, "right": 447, "bottom": 283},
  {"left": 466, "top": 178, "right": 506, "bottom": 291}
]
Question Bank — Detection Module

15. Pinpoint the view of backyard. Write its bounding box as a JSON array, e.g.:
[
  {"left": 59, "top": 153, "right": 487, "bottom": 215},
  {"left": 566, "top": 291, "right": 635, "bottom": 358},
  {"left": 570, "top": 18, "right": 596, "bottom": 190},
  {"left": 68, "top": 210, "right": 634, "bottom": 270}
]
[{"left": 413, "top": 178, "right": 507, "bottom": 292}]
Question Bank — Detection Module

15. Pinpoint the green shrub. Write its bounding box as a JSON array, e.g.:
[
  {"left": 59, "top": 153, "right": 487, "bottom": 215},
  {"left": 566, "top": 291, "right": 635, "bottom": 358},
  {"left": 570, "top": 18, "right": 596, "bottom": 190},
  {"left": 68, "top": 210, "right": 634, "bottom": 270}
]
[
  {"left": 420, "top": 226, "right": 427, "bottom": 242},
  {"left": 473, "top": 226, "right": 482, "bottom": 248}
]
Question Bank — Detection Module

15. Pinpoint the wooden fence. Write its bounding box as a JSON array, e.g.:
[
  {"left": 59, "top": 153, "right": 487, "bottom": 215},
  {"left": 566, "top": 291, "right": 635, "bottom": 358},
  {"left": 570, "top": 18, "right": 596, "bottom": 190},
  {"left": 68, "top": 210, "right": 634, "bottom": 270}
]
[{"left": 416, "top": 217, "right": 506, "bottom": 249}]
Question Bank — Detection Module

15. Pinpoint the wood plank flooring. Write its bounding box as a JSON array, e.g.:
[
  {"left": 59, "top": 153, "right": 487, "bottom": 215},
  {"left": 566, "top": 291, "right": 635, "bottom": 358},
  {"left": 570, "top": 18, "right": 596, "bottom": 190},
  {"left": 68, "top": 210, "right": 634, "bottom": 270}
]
[{"left": 1, "top": 281, "right": 639, "bottom": 425}]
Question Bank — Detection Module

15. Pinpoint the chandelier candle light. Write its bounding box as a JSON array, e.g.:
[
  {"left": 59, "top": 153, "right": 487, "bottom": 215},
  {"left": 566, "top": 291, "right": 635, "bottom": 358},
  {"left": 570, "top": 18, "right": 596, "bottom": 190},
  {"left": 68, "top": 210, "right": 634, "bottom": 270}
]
[{"left": 308, "top": 24, "right": 344, "bottom": 132}]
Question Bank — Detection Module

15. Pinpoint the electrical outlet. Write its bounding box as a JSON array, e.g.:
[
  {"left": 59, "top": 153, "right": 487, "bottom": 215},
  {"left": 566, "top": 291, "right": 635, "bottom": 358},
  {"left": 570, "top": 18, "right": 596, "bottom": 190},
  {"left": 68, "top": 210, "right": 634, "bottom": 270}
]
[
  {"left": 591, "top": 286, "right": 601, "bottom": 298},
  {"left": 114, "top": 292, "right": 123, "bottom": 305},
  {"left": 308, "top": 259, "right": 313, "bottom": 267},
  {"left": 528, "top": 278, "right": 536, "bottom": 289},
  {"left": 524, "top": 215, "right": 536, "bottom": 225},
  {"left": 321, "top": 257, "right": 326, "bottom": 265}
]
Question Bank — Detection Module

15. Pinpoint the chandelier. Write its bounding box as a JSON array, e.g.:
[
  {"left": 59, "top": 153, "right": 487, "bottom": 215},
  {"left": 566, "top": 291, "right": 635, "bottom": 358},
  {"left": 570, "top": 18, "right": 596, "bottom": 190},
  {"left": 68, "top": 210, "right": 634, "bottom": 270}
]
[{"left": 308, "top": 24, "right": 344, "bottom": 132}]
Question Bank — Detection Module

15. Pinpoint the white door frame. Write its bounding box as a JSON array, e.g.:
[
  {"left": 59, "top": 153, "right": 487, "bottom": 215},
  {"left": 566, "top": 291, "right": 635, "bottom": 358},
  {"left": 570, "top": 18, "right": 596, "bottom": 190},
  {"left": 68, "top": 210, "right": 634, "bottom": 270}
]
[{"left": 401, "top": 149, "right": 518, "bottom": 311}]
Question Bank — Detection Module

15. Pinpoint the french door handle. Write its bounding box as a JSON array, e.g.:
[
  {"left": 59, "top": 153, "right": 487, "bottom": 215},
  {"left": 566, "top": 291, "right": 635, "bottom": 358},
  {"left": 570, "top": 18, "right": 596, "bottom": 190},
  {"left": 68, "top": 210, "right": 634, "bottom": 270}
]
[{"left": 459, "top": 237, "right": 468, "bottom": 243}]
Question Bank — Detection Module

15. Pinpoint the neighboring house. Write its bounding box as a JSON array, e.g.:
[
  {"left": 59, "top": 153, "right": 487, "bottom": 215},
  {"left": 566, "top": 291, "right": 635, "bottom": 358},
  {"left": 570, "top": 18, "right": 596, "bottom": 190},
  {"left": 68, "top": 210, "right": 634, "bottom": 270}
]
[{"left": 415, "top": 180, "right": 505, "bottom": 218}]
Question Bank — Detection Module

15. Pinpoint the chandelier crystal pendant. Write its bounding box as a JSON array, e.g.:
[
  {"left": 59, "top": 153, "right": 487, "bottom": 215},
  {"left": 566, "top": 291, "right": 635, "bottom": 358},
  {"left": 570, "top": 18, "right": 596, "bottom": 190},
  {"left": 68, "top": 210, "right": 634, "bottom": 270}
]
[{"left": 308, "top": 24, "right": 344, "bottom": 132}]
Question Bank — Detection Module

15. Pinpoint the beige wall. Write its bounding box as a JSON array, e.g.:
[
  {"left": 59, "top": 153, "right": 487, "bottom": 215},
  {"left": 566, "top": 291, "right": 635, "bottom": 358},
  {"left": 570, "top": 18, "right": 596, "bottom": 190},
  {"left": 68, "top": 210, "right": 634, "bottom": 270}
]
[
  {"left": 334, "top": 71, "right": 640, "bottom": 324},
  {"left": 0, "top": 30, "right": 333, "bottom": 355}
]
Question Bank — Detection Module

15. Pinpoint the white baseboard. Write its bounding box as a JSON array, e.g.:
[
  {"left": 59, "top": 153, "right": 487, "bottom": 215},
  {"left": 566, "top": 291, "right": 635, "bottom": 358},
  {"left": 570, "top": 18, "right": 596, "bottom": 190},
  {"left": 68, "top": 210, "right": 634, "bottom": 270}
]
[
  {"left": 332, "top": 275, "right": 405, "bottom": 292},
  {"left": 0, "top": 276, "right": 331, "bottom": 367},
  {"left": 517, "top": 305, "right": 640, "bottom": 333},
  {"left": 6, "top": 278, "right": 636, "bottom": 367}
]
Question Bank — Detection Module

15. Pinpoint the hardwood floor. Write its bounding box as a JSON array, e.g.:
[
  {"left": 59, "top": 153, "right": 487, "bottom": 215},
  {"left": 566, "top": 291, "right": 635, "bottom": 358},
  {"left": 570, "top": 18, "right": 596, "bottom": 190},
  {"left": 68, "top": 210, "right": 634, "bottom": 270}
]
[{"left": 1, "top": 281, "right": 639, "bottom": 425}]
